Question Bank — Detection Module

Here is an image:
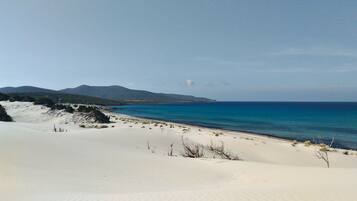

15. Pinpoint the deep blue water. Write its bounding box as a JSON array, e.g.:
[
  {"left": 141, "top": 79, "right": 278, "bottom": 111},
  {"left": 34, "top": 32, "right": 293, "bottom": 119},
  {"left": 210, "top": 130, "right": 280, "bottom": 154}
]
[{"left": 112, "top": 102, "right": 357, "bottom": 150}]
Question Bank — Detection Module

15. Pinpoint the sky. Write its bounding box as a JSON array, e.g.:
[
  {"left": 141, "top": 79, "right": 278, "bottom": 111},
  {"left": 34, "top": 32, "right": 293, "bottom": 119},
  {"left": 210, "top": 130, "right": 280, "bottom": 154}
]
[{"left": 0, "top": 0, "right": 357, "bottom": 101}]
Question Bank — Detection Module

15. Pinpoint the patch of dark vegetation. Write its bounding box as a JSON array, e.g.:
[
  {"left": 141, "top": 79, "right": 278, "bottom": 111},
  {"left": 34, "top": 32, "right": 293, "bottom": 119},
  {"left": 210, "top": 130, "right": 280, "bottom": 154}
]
[
  {"left": 1, "top": 92, "right": 109, "bottom": 123},
  {"left": 34, "top": 97, "right": 55, "bottom": 108},
  {"left": 65, "top": 106, "right": 75, "bottom": 113},
  {"left": 0, "top": 93, "right": 10, "bottom": 101},
  {"left": 0, "top": 104, "right": 13, "bottom": 122},
  {"left": 76, "top": 105, "right": 110, "bottom": 123},
  {"left": 0, "top": 93, "right": 36, "bottom": 102},
  {"left": 20, "top": 96, "right": 36, "bottom": 102},
  {"left": 51, "top": 104, "right": 75, "bottom": 113},
  {"left": 51, "top": 104, "right": 67, "bottom": 110},
  {"left": 1, "top": 92, "right": 50, "bottom": 107},
  {"left": 48, "top": 104, "right": 109, "bottom": 123},
  {"left": 84, "top": 109, "right": 110, "bottom": 123},
  {"left": 9, "top": 95, "right": 22, "bottom": 102},
  {"left": 77, "top": 105, "right": 98, "bottom": 113}
]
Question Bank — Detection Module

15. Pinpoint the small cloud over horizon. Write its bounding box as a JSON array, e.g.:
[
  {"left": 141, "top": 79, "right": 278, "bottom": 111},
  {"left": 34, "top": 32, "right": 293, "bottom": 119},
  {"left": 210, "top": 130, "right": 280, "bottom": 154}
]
[{"left": 185, "top": 80, "right": 194, "bottom": 87}]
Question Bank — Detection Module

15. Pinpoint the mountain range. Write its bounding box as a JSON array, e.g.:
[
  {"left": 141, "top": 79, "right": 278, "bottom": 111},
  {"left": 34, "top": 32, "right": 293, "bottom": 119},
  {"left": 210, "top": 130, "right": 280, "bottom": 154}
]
[{"left": 0, "top": 85, "right": 214, "bottom": 104}]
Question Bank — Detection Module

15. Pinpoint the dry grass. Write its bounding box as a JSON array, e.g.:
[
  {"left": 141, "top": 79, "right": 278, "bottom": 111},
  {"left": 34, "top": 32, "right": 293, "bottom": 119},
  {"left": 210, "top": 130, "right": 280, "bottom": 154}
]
[
  {"left": 181, "top": 136, "right": 204, "bottom": 158},
  {"left": 208, "top": 141, "right": 240, "bottom": 160}
]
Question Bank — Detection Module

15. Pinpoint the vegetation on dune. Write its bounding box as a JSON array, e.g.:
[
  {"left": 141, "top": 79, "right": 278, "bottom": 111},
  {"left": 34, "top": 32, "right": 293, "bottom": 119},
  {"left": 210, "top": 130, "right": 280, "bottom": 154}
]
[
  {"left": 208, "top": 141, "right": 240, "bottom": 160},
  {"left": 76, "top": 105, "right": 110, "bottom": 123},
  {"left": 181, "top": 136, "right": 204, "bottom": 158},
  {"left": 1, "top": 92, "right": 110, "bottom": 123},
  {"left": 85, "top": 110, "right": 110, "bottom": 123},
  {"left": 0, "top": 92, "right": 110, "bottom": 124},
  {"left": 0, "top": 93, "right": 10, "bottom": 101},
  {"left": 51, "top": 104, "right": 74, "bottom": 113},
  {"left": 34, "top": 97, "right": 55, "bottom": 108},
  {"left": 0, "top": 104, "right": 13, "bottom": 122},
  {"left": 50, "top": 104, "right": 110, "bottom": 123},
  {"left": 77, "top": 105, "right": 98, "bottom": 113},
  {"left": 65, "top": 106, "right": 75, "bottom": 113},
  {"left": 315, "top": 138, "right": 335, "bottom": 168},
  {"left": 20, "top": 96, "right": 36, "bottom": 102},
  {"left": 0, "top": 93, "right": 36, "bottom": 102}
]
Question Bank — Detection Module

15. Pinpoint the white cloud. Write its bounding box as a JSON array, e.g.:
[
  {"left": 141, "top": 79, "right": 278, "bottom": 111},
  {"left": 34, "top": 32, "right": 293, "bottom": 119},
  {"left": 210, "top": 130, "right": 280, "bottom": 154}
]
[{"left": 185, "top": 79, "right": 194, "bottom": 87}]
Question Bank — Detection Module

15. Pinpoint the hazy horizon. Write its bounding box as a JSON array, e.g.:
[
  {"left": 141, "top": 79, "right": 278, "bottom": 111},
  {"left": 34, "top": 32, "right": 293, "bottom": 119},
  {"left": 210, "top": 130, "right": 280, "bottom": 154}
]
[{"left": 1, "top": 0, "right": 357, "bottom": 101}]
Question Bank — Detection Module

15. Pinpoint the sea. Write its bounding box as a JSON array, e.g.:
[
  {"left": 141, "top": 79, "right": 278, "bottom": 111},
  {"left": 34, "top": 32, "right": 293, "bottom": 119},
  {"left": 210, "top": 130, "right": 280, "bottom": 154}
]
[{"left": 112, "top": 102, "right": 357, "bottom": 150}]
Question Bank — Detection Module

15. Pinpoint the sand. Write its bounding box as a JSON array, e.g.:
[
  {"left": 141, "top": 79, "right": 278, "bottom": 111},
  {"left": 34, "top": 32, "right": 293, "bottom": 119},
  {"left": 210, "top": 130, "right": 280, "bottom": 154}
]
[{"left": 1, "top": 101, "right": 357, "bottom": 201}]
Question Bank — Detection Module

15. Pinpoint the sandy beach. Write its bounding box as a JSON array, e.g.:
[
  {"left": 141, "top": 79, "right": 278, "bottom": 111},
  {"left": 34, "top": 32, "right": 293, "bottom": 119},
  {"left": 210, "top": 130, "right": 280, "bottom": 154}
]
[{"left": 1, "top": 101, "right": 357, "bottom": 201}]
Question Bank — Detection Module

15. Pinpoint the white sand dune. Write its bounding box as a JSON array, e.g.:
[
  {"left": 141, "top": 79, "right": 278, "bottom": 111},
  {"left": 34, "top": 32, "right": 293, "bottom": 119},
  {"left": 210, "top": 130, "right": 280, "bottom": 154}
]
[{"left": 1, "top": 101, "right": 357, "bottom": 201}]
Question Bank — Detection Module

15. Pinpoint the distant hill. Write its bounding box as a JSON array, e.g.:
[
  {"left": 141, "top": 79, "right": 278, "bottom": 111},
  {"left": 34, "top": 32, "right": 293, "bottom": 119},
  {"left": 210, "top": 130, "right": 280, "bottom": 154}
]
[
  {"left": 60, "top": 85, "right": 214, "bottom": 103},
  {"left": 0, "top": 86, "right": 122, "bottom": 105},
  {"left": 0, "top": 85, "right": 214, "bottom": 104},
  {"left": 5, "top": 92, "right": 123, "bottom": 105},
  {"left": 0, "top": 86, "right": 56, "bottom": 94}
]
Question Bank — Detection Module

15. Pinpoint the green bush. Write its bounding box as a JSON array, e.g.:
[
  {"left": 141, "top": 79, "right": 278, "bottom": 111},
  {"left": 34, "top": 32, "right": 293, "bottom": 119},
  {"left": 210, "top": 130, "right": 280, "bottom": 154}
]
[
  {"left": 3, "top": 94, "right": 36, "bottom": 102},
  {"left": 0, "top": 105, "right": 13, "bottom": 122},
  {"left": 65, "top": 106, "right": 74, "bottom": 113},
  {"left": 86, "top": 110, "right": 110, "bottom": 123},
  {"left": 51, "top": 104, "right": 66, "bottom": 110},
  {"left": 0, "top": 93, "right": 10, "bottom": 101},
  {"left": 34, "top": 97, "right": 55, "bottom": 108},
  {"left": 21, "top": 96, "right": 36, "bottom": 102},
  {"left": 9, "top": 95, "right": 22, "bottom": 102},
  {"left": 77, "top": 105, "right": 97, "bottom": 113},
  {"left": 51, "top": 104, "right": 75, "bottom": 113}
]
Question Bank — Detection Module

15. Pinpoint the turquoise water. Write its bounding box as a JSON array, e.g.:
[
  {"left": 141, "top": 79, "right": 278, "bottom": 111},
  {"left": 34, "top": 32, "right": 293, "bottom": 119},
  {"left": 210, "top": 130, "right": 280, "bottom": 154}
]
[{"left": 112, "top": 102, "right": 357, "bottom": 150}]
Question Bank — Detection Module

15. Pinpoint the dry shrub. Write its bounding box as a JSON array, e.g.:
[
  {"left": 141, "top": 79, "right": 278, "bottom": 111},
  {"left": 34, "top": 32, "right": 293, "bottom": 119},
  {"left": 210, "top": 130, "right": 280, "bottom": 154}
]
[
  {"left": 315, "top": 138, "right": 334, "bottom": 168},
  {"left": 168, "top": 143, "right": 174, "bottom": 156},
  {"left": 181, "top": 136, "right": 204, "bottom": 158},
  {"left": 291, "top": 140, "right": 298, "bottom": 147},
  {"left": 208, "top": 141, "right": 240, "bottom": 160},
  {"left": 304, "top": 140, "right": 312, "bottom": 147}
]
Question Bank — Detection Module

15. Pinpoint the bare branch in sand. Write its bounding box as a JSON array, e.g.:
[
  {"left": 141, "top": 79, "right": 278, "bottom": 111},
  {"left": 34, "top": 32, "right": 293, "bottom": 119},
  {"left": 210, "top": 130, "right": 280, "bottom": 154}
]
[
  {"left": 315, "top": 149, "right": 330, "bottom": 168},
  {"left": 147, "top": 141, "right": 151, "bottom": 150},
  {"left": 168, "top": 143, "right": 174, "bottom": 156},
  {"left": 315, "top": 138, "right": 334, "bottom": 168}
]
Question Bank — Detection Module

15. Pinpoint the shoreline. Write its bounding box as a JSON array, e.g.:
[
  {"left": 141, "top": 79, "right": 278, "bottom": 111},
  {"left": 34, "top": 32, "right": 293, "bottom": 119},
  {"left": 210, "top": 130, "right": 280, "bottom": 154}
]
[
  {"left": 105, "top": 109, "right": 357, "bottom": 167},
  {"left": 110, "top": 110, "right": 356, "bottom": 151}
]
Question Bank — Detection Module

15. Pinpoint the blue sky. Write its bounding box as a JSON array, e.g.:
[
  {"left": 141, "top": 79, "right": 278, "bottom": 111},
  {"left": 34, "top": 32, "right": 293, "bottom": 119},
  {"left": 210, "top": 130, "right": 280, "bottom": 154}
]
[{"left": 0, "top": 0, "right": 356, "bottom": 101}]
